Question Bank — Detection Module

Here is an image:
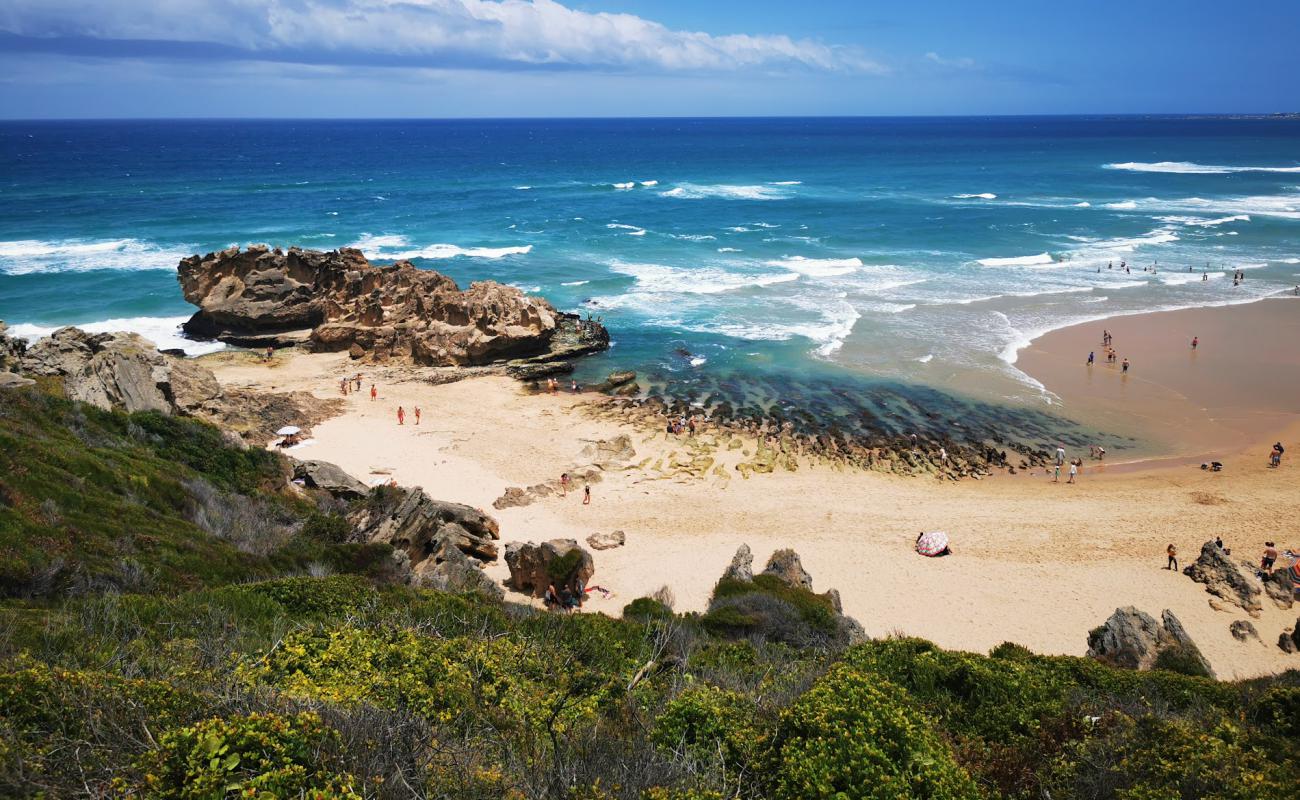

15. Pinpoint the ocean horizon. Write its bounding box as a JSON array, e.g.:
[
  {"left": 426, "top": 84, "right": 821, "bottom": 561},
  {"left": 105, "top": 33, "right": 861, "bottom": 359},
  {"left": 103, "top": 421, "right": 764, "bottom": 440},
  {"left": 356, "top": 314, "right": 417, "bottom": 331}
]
[{"left": 3, "top": 114, "right": 1297, "bottom": 451}]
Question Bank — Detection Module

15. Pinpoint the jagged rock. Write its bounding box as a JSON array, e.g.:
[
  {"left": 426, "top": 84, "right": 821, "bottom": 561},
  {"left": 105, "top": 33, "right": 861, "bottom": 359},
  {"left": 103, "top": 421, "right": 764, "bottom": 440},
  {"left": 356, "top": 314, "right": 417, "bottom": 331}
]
[
  {"left": 349, "top": 486, "right": 500, "bottom": 565},
  {"left": 1183, "top": 540, "right": 1263, "bottom": 616},
  {"left": 586, "top": 530, "right": 625, "bottom": 550},
  {"left": 1230, "top": 620, "right": 1260, "bottom": 642},
  {"left": 1263, "top": 568, "right": 1295, "bottom": 610},
  {"left": 763, "top": 548, "right": 814, "bottom": 590},
  {"left": 410, "top": 538, "right": 503, "bottom": 600},
  {"left": 722, "top": 544, "right": 754, "bottom": 582},
  {"left": 177, "top": 245, "right": 608, "bottom": 366},
  {"left": 578, "top": 435, "right": 636, "bottom": 468},
  {"left": 1086, "top": 606, "right": 1214, "bottom": 677},
  {"left": 1280, "top": 625, "right": 1299, "bottom": 654},
  {"left": 0, "top": 320, "right": 27, "bottom": 372},
  {"left": 0, "top": 372, "right": 34, "bottom": 390},
  {"left": 503, "top": 539, "right": 594, "bottom": 597},
  {"left": 492, "top": 486, "right": 534, "bottom": 510},
  {"left": 293, "top": 459, "right": 368, "bottom": 501}
]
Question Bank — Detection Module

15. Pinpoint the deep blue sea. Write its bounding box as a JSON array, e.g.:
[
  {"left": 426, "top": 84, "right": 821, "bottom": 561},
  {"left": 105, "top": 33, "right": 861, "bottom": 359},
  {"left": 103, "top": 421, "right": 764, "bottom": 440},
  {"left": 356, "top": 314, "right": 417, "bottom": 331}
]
[{"left": 2, "top": 116, "right": 1298, "bottom": 435}]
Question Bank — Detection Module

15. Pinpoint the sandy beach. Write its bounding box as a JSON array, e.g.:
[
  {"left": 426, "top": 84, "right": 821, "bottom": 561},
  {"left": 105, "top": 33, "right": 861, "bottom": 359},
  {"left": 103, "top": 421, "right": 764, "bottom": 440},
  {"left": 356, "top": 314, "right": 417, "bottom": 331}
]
[{"left": 204, "top": 298, "right": 1300, "bottom": 679}]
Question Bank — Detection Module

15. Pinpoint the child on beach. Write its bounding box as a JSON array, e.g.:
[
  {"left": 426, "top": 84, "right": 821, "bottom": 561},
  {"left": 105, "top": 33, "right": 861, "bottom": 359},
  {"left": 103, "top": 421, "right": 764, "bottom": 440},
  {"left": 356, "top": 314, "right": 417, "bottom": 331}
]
[
  {"left": 1166, "top": 544, "right": 1178, "bottom": 571},
  {"left": 414, "top": 406, "right": 421, "bottom": 425},
  {"left": 1067, "top": 459, "right": 1079, "bottom": 484},
  {"left": 1087, "top": 351, "right": 1095, "bottom": 365}
]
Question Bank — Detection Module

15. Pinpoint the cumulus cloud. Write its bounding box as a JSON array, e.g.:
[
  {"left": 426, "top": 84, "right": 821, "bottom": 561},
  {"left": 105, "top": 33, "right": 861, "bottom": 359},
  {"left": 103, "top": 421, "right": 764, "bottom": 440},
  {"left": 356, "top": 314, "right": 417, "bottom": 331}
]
[{"left": 0, "top": 0, "right": 885, "bottom": 74}]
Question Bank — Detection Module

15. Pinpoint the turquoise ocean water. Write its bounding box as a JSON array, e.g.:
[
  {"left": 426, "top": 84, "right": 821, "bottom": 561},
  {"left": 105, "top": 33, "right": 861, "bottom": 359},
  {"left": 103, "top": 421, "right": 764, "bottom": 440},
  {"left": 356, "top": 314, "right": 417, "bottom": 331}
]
[{"left": 2, "top": 117, "right": 1297, "bottom": 445}]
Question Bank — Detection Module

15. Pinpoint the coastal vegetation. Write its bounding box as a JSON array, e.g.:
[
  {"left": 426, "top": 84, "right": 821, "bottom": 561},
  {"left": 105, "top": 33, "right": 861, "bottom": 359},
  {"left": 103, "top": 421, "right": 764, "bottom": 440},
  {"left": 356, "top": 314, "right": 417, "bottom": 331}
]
[{"left": 2, "top": 385, "right": 1298, "bottom": 798}]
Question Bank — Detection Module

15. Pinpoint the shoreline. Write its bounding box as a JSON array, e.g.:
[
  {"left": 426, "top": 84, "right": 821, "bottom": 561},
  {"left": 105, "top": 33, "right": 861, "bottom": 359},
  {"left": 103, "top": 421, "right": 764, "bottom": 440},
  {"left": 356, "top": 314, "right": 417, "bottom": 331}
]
[{"left": 200, "top": 308, "right": 1300, "bottom": 678}]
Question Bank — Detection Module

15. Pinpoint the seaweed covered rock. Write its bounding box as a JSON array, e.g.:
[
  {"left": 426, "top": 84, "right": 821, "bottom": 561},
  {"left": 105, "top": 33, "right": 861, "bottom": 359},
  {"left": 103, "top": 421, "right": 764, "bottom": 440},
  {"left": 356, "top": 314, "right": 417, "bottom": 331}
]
[
  {"left": 1086, "top": 607, "right": 1214, "bottom": 677},
  {"left": 503, "top": 539, "right": 595, "bottom": 598},
  {"left": 1182, "top": 540, "right": 1263, "bottom": 615},
  {"left": 178, "top": 245, "right": 608, "bottom": 366}
]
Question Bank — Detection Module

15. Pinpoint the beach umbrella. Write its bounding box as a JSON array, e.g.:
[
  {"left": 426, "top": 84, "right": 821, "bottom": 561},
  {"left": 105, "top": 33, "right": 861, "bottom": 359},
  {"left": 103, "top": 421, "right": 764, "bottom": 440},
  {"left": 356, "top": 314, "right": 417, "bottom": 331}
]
[
  {"left": 916, "top": 531, "right": 949, "bottom": 557},
  {"left": 276, "top": 425, "right": 301, "bottom": 436}
]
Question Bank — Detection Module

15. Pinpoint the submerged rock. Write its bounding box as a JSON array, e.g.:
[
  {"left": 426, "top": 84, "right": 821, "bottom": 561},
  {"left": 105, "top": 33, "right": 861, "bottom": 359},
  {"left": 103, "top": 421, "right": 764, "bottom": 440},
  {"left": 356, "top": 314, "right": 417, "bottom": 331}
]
[{"left": 177, "top": 245, "right": 608, "bottom": 367}]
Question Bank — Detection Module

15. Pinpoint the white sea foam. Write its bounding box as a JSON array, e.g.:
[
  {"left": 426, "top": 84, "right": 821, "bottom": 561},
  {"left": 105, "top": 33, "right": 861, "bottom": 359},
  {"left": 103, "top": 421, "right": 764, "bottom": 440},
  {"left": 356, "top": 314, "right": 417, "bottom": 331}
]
[
  {"left": 660, "top": 183, "right": 787, "bottom": 200},
  {"left": 952, "top": 193, "right": 997, "bottom": 200},
  {"left": 977, "top": 253, "right": 1054, "bottom": 267},
  {"left": 561, "top": 280, "right": 590, "bottom": 286},
  {"left": 1281, "top": 258, "right": 1300, "bottom": 264},
  {"left": 1074, "top": 202, "right": 1091, "bottom": 207},
  {"left": 0, "top": 238, "right": 195, "bottom": 275},
  {"left": 1155, "top": 214, "right": 1251, "bottom": 227},
  {"left": 689, "top": 356, "right": 707, "bottom": 367},
  {"left": 668, "top": 233, "right": 717, "bottom": 241},
  {"left": 515, "top": 185, "right": 532, "bottom": 190},
  {"left": 640, "top": 180, "right": 659, "bottom": 187},
  {"left": 9, "top": 316, "right": 224, "bottom": 356},
  {"left": 770, "top": 181, "right": 802, "bottom": 185},
  {"left": 1104, "top": 161, "right": 1300, "bottom": 174},
  {"left": 751, "top": 222, "right": 780, "bottom": 229},
  {"left": 612, "top": 182, "right": 635, "bottom": 190},
  {"left": 606, "top": 223, "right": 647, "bottom": 236},
  {"left": 726, "top": 226, "right": 754, "bottom": 233},
  {"left": 1105, "top": 200, "right": 1138, "bottom": 210},
  {"left": 768, "top": 256, "right": 863, "bottom": 277},
  {"left": 351, "top": 233, "right": 532, "bottom": 260},
  {"left": 1158, "top": 271, "right": 1225, "bottom": 285},
  {"left": 915, "top": 354, "right": 933, "bottom": 363},
  {"left": 608, "top": 260, "right": 799, "bottom": 295},
  {"left": 717, "top": 247, "right": 742, "bottom": 253}
]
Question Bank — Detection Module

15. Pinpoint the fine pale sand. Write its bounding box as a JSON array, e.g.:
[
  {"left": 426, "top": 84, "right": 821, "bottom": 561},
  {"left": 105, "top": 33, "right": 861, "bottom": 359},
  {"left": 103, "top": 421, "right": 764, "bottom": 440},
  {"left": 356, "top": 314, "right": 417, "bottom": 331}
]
[{"left": 205, "top": 299, "right": 1300, "bottom": 679}]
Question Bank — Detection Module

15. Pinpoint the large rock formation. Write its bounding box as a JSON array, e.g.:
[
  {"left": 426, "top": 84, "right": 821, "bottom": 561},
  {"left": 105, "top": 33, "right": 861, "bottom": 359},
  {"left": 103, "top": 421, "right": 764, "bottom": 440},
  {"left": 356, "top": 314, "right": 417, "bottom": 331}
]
[
  {"left": 177, "top": 245, "right": 608, "bottom": 366},
  {"left": 0, "top": 321, "right": 27, "bottom": 373},
  {"left": 348, "top": 486, "right": 501, "bottom": 564},
  {"left": 409, "top": 537, "right": 503, "bottom": 600},
  {"left": 1182, "top": 540, "right": 1263, "bottom": 615},
  {"left": 1262, "top": 567, "right": 1295, "bottom": 610},
  {"left": 503, "top": 539, "right": 595, "bottom": 598},
  {"left": 1086, "top": 607, "right": 1214, "bottom": 677},
  {"left": 762, "top": 548, "right": 814, "bottom": 590},
  {"left": 292, "top": 459, "right": 368, "bottom": 501}
]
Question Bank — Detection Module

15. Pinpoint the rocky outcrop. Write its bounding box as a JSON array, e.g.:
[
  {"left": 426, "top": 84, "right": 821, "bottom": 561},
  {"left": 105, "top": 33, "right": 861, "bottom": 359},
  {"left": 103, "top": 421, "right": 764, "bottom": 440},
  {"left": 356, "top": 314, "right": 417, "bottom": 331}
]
[
  {"left": 0, "top": 321, "right": 26, "bottom": 373},
  {"left": 349, "top": 486, "right": 500, "bottom": 565},
  {"left": 503, "top": 539, "right": 595, "bottom": 598},
  {"left": 493, "top": 435, "right": 636, "bottom": 509},
  {"left": 409, "top": 537, "right": 503, "bottom": 600},
  {"left": 1086, "top": 607, "right": 1214, "bottom": 677},
  {"left": 586, "top": 530, "right": 625, "bottom": 551},
  {"left": 587, "top": 370, "right": 639, "bottom": 395},
  {"left": 177, "top": 245, "right": 608, "bottom": 367},
  {"left": 292, "top": 459, "right": 368, "bottom": 501},
  {"left": 1263, "top": 568, "right": 1295, "bottom": 610},
  {"left": 1183, "top": 540, "right": 1263, "bottom": 616},
  {"left": 722, "top": 544, "right": 754, "bottom": 582},
  {"left": 1280, "top": 622, "right": 1299, "bottom": 654},
  {"left": 1230, "top": 620, "right": 1260, "bottom": 642},
  {"left": 762, "top": 549, "right": 814, "bottom": 591}
]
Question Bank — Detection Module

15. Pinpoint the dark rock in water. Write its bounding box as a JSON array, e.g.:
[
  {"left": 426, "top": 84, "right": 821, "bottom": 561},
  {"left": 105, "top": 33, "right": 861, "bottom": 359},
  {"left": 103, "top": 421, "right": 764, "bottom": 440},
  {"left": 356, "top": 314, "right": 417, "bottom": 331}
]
[
  {"left": 349, "top": 486, "right": 500, "bottom": 564},
  {"left": 177, "top": 244, "right": 609, "bottom": 366},
  {"left": 504, "top": 539, "right": 595, "bottom": 598},
  {"left": 292, "top": 459, "right": 367, "bottom": 501},
  {"left": 1183, "top": 540, "right": 1263, "bottom": 615},
  {"left": 587, "top": 370, "right": 638, "bottom": 394},
  {"left": 1230, "top": 620, "right": 1259, "bottom": 642},
  {"left": 762, "top": 548, "right": 814, "bottom": 590},
  {"left": 1086, "top": 606, "right": 1214, "bottom": 677}
]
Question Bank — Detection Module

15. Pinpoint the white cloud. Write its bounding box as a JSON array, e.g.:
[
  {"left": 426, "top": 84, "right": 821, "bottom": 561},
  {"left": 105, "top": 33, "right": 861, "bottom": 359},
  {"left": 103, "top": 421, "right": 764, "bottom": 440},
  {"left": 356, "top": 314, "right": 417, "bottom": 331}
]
[
  {"left": 925, "top": 51, "right": 978, "bottom": 71},
  {"left": 0, "top": 0, "right": 887, "bottom": 74}
]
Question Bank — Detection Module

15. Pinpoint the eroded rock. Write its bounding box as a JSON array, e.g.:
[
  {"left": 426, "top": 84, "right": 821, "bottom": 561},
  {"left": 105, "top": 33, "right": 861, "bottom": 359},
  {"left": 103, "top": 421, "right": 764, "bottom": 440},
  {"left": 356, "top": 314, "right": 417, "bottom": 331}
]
[
  {"left": 586, "top": 530, "right": 626, "bottom": 551},
  {"left": 762, "top": 548, "right": 814, "bottom": 591},
  {"left": 1230, "top": 620, "right": 1259, "bottom": 642},
  {"left": 349, "top": 486, "right": 500, "bottom": 565},
  {"left": 1086, "top": 606, "right": 1214, "bottom": 677},
  {"left": 503, "top": 539, "right": 594, "bottom": 598},
  {"left": 1182, "top": 540, "right": 1263, "bottom": 616},
  {"left": 293, "top": 459, "right": 368, "bottom": 501}
]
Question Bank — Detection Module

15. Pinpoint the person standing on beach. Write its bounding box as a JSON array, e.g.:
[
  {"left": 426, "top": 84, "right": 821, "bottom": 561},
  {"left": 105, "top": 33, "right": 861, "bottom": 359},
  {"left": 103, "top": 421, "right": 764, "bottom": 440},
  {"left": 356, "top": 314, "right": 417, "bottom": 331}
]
[
  {"left": 1088, "top": 351, "right": 1095, "bottom": 366},
  {"left": 1166, "top": 544, "right": 1178, "bottom": 571},
  {"left": 583, "top": 485, "right": 591, "bottom": 505},
  {"left": 370, "top": 384, "right": 377, "bottom": 401},
  {"left": 1191, "top": 336, "right": 1198, "bottom": 350},
  {"left": 1122, "top": 358, "right": 1130, "bottom": 373},
  {"left": 1068, "top": 459, "right": 1079, "bottom": 484},
  {"left": 1262, "top": 542, "right": 1279, "bottom": 575},
  {"left": 397, "top": 406, "right": 405, "bottom": 425},
  {"left": 413, "top": 406, "right": 421, "bottom": 425},
  {"left": 1055, "top": 445, "right": 1066, "bottom": 467},
  {"left": 560, "top": 473, "right": 570, "bottom": 496}
]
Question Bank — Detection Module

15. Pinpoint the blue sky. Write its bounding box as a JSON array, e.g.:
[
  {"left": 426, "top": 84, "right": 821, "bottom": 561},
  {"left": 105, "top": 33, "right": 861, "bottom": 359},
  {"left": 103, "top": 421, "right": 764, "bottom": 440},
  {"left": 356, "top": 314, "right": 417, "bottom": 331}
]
[{"left": 1, "top": 0, "right": 1297, "bottom": 118}]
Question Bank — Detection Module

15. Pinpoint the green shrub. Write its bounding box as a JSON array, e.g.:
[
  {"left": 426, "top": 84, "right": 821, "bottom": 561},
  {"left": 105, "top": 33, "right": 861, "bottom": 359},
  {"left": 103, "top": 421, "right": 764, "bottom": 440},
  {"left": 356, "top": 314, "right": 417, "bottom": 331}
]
[
  {"left": 624, "top": 596, "right": 674, "bottom": 621},
  {"left": 129, "top": 711, "right": 359, "bottom": 799},
  {"left": 300, "top": 510, "right": 351, "bottom": 543},
  {"left": 651, "top": 684, "right": 758, "bottom": 767},
  {"left": 764, "top": 663, "right": 980, "bottom": 799},
  {"left": 228, "top": 575, "right": 377, "bottom": 617},
  {"left": 1153, "top": 644, "right": 1213, "bottom": 678},
  {"left": 702, "top": 575, "right": 839, "bottom": 647},
  {"left": 546, "top": 548, "right": 587, "bottom": 582}
]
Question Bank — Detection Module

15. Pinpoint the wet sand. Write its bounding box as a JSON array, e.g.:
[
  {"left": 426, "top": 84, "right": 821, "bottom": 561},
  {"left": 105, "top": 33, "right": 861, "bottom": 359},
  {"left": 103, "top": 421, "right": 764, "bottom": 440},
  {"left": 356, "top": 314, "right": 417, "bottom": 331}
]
[
  {"left": 202, "top": 300, "right": 1300, "bottom": 679},
  {"left": 1016, "top": 297, "right": 1300, "bottom": 460}
]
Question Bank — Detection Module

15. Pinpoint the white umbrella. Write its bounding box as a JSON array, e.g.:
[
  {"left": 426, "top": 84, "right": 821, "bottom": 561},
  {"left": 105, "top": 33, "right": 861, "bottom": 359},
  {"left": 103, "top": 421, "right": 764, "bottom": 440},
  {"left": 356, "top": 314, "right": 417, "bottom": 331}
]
[
  {"left": 916, "top": 531, "right": 950, "bottom": 557},
  {"left": 276, "top": 425, "right": 301, "bottom": 436}
]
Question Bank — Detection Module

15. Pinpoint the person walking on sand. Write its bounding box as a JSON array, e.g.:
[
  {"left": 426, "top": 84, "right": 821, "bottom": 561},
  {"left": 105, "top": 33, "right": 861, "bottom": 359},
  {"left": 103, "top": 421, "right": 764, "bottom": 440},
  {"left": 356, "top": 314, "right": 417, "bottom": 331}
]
[
  {"left": 370, "top": 384, "right": 377, "bottom": 401},
  {"left": 583, "top": 485, "right": 591, "bottom": 505},
  {"left": 1122, "top": 358, "right": 1130, "bottom": 373},
  {"left": 1166, "top": 543, "right": 1178, "bottom": 571},
  {"left": 1055, "top": 445, "right": 1066, "bottom": 467},
  {"left": 560, "top": 472, "right": 570, "bottom": 496},
  {"left": 1087, "top": 351, "right": 1095, "bottom": 366},
  {"left": 397, "top": 406, "right": 405, "bottom": 425},
  {"left": 1068, "top": 459, "right": 1079, "bottom": 484},
  {"left": 1191, "top": 336, "right": 1198, "bottom": 350},
  {"left": 1053, "top": 462, "right": 1061, "bottom": 483},
  {"left": 413, "top": 406, "right": 421, "bottom": 425},
  {"left": 1262, "top": 541, "right": 1279, "bottom": 575}
]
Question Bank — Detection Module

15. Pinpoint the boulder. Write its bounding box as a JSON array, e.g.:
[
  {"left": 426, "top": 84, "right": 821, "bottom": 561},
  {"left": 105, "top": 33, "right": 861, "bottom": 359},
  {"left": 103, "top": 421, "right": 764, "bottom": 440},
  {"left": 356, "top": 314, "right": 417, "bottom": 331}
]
[
  {"left": 1086, "top": 606, "right": 1214, "bottom": 677},
  {"left": 586, "top": 530, "right": 626, "bottom": 551},
  {"left": 348, "top": 486, "right": 500, "bottom": 564},
  {"left": 492, "top": 486, "right": 534, "bottom": 510},
  {"left": 588, "top": 370, "right": 638, "bottom": 394},
  {"left": 409, "top": 538, "right": 503, "bottom": 600},
  {"left": 503, "top": 539, "right": 595, "bottom": 598},
  {"left": 177, "top": 245, "right": 609, "bottom": 367},
  {"left": 577, "top": 435, "right": 637, "bottom": 468},
  {"left": 0, "top": 320, "right": 26, "bottom": 372},
  {"left": 1230, "top": 620, "right": 1260, "bottom": 642},
  {"left": 1280, "top": 625, "right": 1299, "bottom": 654},
  {"left": 293, "top": 459, "right": 368, "bottom": 501},
  {"left": 1182, "top": 540, "right": 1263, "bottom": 615},
  {"left": 722, "top": 544, "right": 754, "bottom": 582},
  {"left": 763, "top": 548, "right": 814, "bottom": 590},
  {"left": 0, "top": 372, "right": 34, "bottom": 390},
  {"left": 1263, "top": 568, "right": 1295, "bottom": 610}
]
